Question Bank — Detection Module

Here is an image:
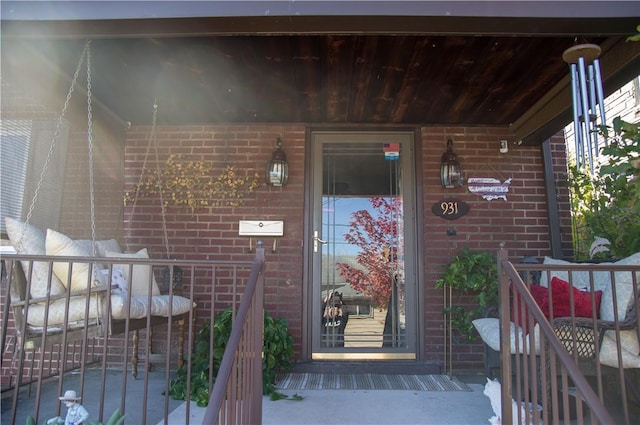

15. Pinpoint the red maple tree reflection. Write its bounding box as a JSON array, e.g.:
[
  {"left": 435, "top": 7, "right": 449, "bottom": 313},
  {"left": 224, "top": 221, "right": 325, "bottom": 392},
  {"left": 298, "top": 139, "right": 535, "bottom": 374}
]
[{"left": 335, "top": 197, "right": 402, "bottom": 307}]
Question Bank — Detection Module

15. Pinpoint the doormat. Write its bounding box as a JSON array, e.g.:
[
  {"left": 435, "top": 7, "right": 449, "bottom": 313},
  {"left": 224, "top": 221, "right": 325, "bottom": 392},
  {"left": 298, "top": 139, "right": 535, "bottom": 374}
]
[{"left": 275, "top": 373, "right": 472, "bottom": 392}]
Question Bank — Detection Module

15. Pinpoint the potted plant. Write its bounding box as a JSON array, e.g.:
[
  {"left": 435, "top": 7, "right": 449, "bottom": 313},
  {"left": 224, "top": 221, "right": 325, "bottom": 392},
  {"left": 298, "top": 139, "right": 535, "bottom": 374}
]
[{"left": 435, "top": 247, "right": 498, "bottom": 343}]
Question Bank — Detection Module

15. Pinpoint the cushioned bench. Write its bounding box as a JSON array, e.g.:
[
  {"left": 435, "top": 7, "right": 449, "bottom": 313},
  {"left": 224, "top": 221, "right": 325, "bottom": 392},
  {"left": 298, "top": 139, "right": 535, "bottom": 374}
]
[
  {"left": 5, "top": 217, "right": 196, "bottom": 378},
  {"left": 472, "top": 252, "right": 640, "bottom": 420},
  {"left": 473, "top": 252, "right": 640, "bottom": 373}
]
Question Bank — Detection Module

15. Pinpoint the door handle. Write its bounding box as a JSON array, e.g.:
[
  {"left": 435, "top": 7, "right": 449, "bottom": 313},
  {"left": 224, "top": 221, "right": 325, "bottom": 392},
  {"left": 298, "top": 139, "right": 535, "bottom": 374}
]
[{"left": 313, "top": 230, "right": 327, "bottom": 252}]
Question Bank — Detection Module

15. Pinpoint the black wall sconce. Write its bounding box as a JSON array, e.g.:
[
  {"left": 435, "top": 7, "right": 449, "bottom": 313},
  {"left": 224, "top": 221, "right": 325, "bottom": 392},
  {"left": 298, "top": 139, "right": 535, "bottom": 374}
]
[
  {"left": 440, "top": 138, "right": 463, "bottom": 188},
  {"left": 266, "top": 137, "right": 289, "bottom": 187}
]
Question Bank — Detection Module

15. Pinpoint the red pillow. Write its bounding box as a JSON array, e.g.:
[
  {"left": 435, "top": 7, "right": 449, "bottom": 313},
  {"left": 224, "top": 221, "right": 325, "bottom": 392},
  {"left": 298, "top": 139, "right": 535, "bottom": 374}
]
[
  {"left": 510, "top": 283, "right": 547, "bottom": 333},
  {"left": 541, "top": 277, "right": 603, "bottom": 319}
]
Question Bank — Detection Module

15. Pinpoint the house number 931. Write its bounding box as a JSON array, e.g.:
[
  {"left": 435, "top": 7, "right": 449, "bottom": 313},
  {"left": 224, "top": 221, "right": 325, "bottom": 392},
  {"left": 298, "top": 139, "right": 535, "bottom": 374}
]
[
  {"left": 431, "top": 198, "right": 470, "bottom": 220},
  {"left": 441, "top": 201, "right": 458, "bottom": 215}
]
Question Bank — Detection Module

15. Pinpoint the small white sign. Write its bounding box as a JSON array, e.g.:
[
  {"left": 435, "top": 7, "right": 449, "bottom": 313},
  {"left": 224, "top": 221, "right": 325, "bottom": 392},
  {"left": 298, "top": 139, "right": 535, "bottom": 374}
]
[{"left": 238, "top": 220, "right": 284, "bottom": 236}]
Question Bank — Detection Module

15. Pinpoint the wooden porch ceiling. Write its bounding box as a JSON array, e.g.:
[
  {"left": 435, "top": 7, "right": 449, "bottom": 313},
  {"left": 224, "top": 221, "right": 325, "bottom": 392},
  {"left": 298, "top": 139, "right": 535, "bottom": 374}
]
[{"left": 2, "top": 7, "right": 640, "bottom": 145}]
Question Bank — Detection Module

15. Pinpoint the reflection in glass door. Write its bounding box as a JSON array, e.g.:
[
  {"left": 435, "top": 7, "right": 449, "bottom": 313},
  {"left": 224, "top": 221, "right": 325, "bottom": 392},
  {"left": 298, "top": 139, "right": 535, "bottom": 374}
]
[{"left": 311, "top": 132, "right": 417, "bottom": 359}]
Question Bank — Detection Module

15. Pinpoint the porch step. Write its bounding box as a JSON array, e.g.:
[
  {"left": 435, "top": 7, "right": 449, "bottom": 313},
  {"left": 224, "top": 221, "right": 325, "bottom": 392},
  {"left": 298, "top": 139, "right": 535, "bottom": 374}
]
[{"left": 290, "top": 360, "right": 441, "bottom": 375}]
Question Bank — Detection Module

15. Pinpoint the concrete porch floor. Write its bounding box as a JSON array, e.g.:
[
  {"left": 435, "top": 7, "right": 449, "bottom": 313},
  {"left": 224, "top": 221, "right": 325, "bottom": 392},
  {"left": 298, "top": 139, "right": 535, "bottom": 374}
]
[
  {"left": 172, "top": 384, "right": 494, "bottom": 425},
  {"left": 165, "top": 369, "right": 495, "bottom": 425},
  {"left": 3, "top": 368, "right": 494, "bottom": 425}
]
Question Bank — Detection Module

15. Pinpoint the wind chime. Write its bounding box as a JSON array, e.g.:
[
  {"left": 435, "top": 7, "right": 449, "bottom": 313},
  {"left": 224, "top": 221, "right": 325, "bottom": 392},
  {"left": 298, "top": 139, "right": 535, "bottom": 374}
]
[{"left": 562, "top": 43, "right": 607, "bottom": 172}]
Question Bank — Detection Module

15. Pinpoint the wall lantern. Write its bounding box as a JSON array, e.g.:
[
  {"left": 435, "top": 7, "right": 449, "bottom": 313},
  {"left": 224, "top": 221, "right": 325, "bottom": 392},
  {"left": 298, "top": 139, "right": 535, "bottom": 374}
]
[
  {"left": 266, "top": 137, "right": 289, "bottom": 187},
  {"left": 440, "top": 138, "right": 463, "bottom": 188}
]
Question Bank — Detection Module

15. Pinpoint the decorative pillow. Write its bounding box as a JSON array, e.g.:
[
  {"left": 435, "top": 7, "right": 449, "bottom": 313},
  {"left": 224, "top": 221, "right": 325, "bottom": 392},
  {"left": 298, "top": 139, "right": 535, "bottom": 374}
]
[
  {"left": 5, "top": 217, "right": 66, "bottom": 298},
  {"left": 75, "top": 239, "right": 122, "bottom": 257},
  {"left": 105, "top": 249, "right": 161, "bottom": 296},
  {"left": 472, "top": 317, "right": 541, "bottom": 354},
  {"left": 45, "top": 229, "right": 104, "bottom": 292},
  {"left": 540, "top": 277, "right": 603, "bottom": 319},
  {"left": 538, "top": 257, "right": 608, "bottom": 291},
  {"left": 598, "top": 253, "right": 640, "bottom": 322},
  {"left": 600, "top": 280, "right": 635, "bottom": 322},
  {"left": 510, "top": 283, "right": 547, "bottom": 333},
  {"left": 539, "top": 253, "right": 639, "bottom": 322},
  {"left": 539, "top": 256, "right": 613, "bottom": 293}
]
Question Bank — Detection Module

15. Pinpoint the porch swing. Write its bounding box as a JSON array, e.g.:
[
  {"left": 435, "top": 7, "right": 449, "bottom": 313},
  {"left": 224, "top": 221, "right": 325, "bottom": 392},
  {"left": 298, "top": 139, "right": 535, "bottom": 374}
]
[{"left": 4, "top": 39, "right": 195, "bottom": 379}]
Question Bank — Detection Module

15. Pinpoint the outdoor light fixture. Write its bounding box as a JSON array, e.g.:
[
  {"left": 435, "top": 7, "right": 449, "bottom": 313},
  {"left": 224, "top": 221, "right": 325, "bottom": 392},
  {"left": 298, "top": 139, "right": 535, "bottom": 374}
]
[
  {"left": 563, "top": 43, "right": 607, "bottom": 172},
  {"left": 266, "top": 137, "right": 289, "bottom": 187},
  {"left": 440, "top": 138, "right": 463, "bottom": 188}
]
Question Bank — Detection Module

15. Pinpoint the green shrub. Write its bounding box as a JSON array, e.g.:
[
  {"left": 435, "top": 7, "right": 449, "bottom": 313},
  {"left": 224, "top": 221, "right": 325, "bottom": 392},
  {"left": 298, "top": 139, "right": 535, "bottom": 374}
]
[
  {"left": 435, "top": 248, "right": 498, "bottom": 343},
  {"left": 168, "top": 308, "right": 294, "bottom": 407},
  {"left": 569, "top": 117, "right": 640, "bottom": 260}
]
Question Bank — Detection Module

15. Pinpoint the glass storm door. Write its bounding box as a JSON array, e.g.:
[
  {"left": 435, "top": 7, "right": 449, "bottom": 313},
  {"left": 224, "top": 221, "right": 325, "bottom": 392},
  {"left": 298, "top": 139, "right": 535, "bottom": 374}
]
[{"left": 310, "top": 131, "right": 417, "bottom": 360}]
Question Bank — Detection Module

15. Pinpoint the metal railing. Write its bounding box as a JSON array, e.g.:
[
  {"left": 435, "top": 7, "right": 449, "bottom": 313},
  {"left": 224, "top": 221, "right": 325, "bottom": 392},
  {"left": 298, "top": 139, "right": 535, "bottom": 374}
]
[
  {"left": 497, "top": 247, "right": 639, "bottom": 425},
  {"left": 1, "top": 248, "right": 264, "bottom": 425},
  {"left": 202, "top": 242, "right": 265, "bottom": 425}
]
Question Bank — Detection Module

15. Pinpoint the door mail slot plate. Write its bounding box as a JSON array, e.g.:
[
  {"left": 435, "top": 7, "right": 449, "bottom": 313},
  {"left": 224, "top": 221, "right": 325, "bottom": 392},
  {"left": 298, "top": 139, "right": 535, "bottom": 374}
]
[{"left": 238, "top": 220, "right": 284, "bottom": 236}]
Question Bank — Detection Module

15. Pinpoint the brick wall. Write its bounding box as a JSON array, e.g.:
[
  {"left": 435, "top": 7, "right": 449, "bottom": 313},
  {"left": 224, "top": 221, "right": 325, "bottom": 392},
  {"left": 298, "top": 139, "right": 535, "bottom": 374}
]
[
  {"left": 59, "top": 117, "right": 125, "bottom": 239},
  {"left": 123, "top": 124, "right": 307, "bottom": 353},
  {"left": 420, "top": 127, "right": 572, "bottom": 368},
  {"left": 122, "top": 124, "right": 572, "bottom": 369}
]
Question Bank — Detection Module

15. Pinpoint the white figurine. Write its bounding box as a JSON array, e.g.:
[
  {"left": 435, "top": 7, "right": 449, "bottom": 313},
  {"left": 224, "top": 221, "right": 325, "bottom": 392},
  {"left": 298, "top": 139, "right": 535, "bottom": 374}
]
[
  {"left": 46, "top": 390, "right": 89, "bottom": 425},
  {"left": 483, "top": 378, "right": 532, "bottom": 425}
]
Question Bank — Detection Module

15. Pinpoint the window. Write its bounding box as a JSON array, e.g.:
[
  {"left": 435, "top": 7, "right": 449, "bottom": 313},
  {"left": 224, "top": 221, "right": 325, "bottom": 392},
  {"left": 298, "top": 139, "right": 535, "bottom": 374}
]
[
  {"left": 0, "top": 119, "right": 68, "bottom": 234},
  {"left": 1, "top": 120, "right": 31, "bottom": 233}
]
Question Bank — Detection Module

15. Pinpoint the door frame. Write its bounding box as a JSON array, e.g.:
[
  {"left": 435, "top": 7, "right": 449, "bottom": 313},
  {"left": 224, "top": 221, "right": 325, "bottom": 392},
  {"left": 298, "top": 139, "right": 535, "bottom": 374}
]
[{"left": 301, "top": 127, "right": 425, "bottom": 361}]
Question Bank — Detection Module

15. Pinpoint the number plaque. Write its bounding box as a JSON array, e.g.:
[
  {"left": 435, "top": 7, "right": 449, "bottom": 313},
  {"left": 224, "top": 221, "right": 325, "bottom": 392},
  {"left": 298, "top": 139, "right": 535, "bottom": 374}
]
[{"left": 431, "top": 198, "right": 470, "bottom": 220}]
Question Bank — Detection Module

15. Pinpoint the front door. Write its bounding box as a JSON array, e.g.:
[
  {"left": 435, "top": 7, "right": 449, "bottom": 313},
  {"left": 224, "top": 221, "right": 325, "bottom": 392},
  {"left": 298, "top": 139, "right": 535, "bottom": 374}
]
[{"left": 310, "top": 131, "right": 418, "bottom": 360}]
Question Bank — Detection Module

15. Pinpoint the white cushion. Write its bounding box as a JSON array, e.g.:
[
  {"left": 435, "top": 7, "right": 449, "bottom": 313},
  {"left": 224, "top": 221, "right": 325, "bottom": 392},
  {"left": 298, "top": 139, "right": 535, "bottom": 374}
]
[
  {"left": 105, "top": 249, "right": 161, "bottom": 296},
  {"left": 600, "top": 280, "right": 636, "bottom": 322},
  {"left": 599, "top": 330, "right": 640, "bottom": 369},
  {"left": 45, "top": 229, "right": 104, "bottom": 292},
  {"left": 110, "top": 294, "right": 193, "bottom": 319},
  {"left": 473, "top": 317, "right": 541, "bottom": 354},
  {"left": 25, "top": 295, "right": 102, "bottom": 326},
  {"left": 147, "top": 295, "right": 195, "bottom": 317},
  {"left": 25, "top": 293, "right": 194, "bottom": 326},
  {"left": 599, "top": 253, "right": 640, "bottom": 321},
  {"left": 75, "top": 238, "right": 122, "bottom": 257},
  {"left": 539, "top": 256, "right": 610, "bottom": 292},
  {"left": 5, "top": 218, "right": 66, "bottom": 298}
]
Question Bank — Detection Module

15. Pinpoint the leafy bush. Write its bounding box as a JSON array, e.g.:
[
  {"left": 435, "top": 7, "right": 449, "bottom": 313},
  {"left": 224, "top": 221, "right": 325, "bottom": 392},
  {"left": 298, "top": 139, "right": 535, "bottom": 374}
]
[
  {"left": 168, "top": 308, "right": 294, "bottom": 407},
  {"left": 569, "top": 117, "right": 640, "bottom": 259},
  {"left": 435, "top": 248, "right": 498, "bottom": 343}
]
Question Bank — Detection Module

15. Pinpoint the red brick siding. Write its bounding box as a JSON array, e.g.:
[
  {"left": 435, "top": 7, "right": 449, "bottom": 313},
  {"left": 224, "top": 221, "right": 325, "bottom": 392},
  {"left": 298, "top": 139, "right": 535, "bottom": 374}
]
[
  {"left": 59, "top": 119, "right": 125, "bottom": 240},
  {"left": 421, "top": 127, "right": 572, "bottom": 368},
  {"left": 123, "top": 124, "right": 307, "bottom": 354},
  {"left": 121, "top": 124, "right": 572, "bottom": 370}
]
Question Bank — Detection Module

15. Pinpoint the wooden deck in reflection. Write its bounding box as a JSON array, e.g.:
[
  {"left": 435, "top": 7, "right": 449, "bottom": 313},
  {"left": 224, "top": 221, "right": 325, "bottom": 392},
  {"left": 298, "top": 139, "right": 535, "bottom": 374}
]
[{"left": 344, "top": 308, "right": 386, "bottom": 347}]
